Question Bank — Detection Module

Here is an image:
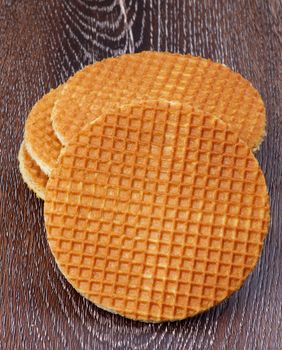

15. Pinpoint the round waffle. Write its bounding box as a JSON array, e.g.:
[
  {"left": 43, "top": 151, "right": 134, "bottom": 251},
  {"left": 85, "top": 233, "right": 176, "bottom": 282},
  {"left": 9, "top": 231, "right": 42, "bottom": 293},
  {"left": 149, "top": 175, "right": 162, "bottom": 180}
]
[
  {"left": 52, "top": 51, "right": 265, "bottom": 150},
  {"left": 24, "top": 86, "right": 63, "bottom": 176},
  {"left": 45, "top": 101, "right": 269, "bottom": 322},
  {"left": 18, "top": 142, "right": 48, "bottom": 200}
]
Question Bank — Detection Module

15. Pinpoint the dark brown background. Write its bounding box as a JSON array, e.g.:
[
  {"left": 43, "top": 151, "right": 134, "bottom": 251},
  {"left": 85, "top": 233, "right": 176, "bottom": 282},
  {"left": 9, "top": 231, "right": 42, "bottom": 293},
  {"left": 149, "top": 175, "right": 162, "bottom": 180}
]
[{"left": 0, "top": 1, "right": 281, "bottom": 349}]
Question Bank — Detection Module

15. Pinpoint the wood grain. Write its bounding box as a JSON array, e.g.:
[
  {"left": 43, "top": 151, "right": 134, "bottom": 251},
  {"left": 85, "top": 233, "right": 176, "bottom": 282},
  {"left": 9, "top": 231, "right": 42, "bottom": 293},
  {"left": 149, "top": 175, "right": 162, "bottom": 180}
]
[{"left": 0, "top": 1, "right": 281, "bottom": 349}]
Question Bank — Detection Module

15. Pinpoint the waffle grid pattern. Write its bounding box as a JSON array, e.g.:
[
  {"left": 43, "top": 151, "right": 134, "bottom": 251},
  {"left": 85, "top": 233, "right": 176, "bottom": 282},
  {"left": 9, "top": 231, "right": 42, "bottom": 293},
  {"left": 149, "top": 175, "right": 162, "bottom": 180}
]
[
  {"left": 18, "top": 142, "right": 48, "bottom": 199},
  {"left": 25, "top": 86, "right": 62, "bottom": 175},
  {"left": 45, "top": 101, "right": 269, "bottom": 321},
  {"left": 52, "top": 51, "right": 265, "bottom": 150}
]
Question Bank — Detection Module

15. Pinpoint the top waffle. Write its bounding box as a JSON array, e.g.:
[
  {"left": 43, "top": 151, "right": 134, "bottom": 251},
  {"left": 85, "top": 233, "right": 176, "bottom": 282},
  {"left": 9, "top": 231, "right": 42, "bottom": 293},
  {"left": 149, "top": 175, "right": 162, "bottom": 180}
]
[
  {"left": 52, "top": 51, "right": 265, "bottom": 150},
  {"left": 45, "top": 101, "right": 269, "bottom": 322}
]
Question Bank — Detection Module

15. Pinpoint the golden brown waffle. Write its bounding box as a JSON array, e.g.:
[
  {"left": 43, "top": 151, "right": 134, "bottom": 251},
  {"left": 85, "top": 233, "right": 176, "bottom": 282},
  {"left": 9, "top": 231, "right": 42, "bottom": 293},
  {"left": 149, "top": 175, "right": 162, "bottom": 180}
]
[
  {"left": 52, "top": 51, "right": 265, "bottom": 150},
  {"left": 45, "top": 101, "right": 269, "bottom": 322},
  {"left": 18, "top": 142, "right": 48, "bottom": 200},
  {"left": 24, "top": 86, "right": 62, "bottom": 176}
]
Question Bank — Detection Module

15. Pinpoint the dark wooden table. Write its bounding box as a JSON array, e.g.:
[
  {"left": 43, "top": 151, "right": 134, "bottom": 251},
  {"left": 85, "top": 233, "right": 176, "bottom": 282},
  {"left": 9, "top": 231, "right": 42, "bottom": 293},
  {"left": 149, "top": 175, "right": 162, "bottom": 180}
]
[{"left": 1, "top": 1, "right": 281, "bottom": 349}]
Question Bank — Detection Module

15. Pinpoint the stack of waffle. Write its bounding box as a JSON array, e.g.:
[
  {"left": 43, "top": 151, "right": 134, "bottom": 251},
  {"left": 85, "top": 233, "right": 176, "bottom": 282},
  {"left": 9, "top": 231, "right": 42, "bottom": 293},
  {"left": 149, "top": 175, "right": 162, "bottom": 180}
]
[{"left": 18, "top": 52, "right": 269, "bottom": 322}]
